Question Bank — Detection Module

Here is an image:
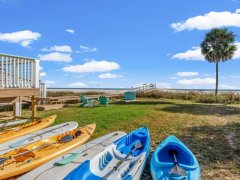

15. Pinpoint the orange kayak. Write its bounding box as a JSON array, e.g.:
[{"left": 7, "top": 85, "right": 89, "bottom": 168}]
[
  {"left": 0, "top": 115, "right": 56, "bottom": 144},
  {"left": 0, "top": 123, "right": 96, "bottom": 179}
]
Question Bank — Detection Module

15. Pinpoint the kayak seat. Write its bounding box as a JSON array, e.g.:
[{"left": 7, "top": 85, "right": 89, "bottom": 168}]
[
  {"left": 113, "top": 145, "right": 142, "bottom": 160},
  {"left": 74, "top": 131, "right": 81, "bottom": 138},
  {"left": 14, "top": 148, "right": 35, "bottom": 162},
  {"left": 157, "top": 143, "right": 194, "bottom": 168},
  {"left": 115, "top": 128, "right": 148, "bottom": 157}
]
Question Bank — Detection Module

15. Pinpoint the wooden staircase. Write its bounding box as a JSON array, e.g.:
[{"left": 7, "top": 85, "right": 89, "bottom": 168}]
[{"left": 131, "top": 83, "right": 156, "bottom": 93}]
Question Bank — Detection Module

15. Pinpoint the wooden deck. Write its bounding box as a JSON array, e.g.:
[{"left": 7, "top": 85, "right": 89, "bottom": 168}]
[{"left": 0, "top": 88, "right": 39, "bottom": 99}]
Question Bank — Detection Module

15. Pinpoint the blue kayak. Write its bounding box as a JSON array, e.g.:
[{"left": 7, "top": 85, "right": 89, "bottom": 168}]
[
  {"left": 64, "top": 127, "right": 150, "bottom": 180},
  {"left": 150, "top": 135, "right": 200, "bottom": 180}
]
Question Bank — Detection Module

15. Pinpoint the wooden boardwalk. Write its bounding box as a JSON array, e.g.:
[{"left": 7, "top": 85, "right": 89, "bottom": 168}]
[{"left": 35, "top": 94, "right": 122, "bottom": 111}]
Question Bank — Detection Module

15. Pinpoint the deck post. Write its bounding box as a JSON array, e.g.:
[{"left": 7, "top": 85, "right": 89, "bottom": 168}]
[
  {"left": 33, "top": 60, "right": 40, "bottom": 88},
  {"left": 13, "top": 96, "right": 22, "bottom": 116},
  {"left": 31, "top": 96, "right": 38, "bottom": 119},
  {"left": 42, "top": 83, "right": 47, "bottom": 98}
]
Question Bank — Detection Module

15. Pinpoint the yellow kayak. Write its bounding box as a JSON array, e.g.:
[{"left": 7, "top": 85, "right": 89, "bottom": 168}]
[
  {"left": 0, "top": 115, "right": 56, "bottom": 144},
  {"left": 0, "top": 123, "right": 96, "bottom": 179}
]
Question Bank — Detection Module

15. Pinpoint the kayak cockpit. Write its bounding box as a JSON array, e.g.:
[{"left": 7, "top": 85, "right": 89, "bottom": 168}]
[
  {"left": 154, "top": 142, "right": 198, "bottom": 170},
  {"left": 115, "top": 127, "right": 149, "bottom": 157}
]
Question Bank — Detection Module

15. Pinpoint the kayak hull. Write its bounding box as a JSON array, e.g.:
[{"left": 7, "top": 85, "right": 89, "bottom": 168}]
[
  {"left": 0, "top": 121, "right": 78, "bottom": 155},
  {"left": 150, "top": 135, "right": 200, "bottom": 180},
  {"left": 64, "top": 127, "right": 151, "bottom": 180},
  {"left": 0, "top": 123, "right": 96, "bottom": 179},
  {"left": 0, "top": 119, "right": 30, "bottom": 129},
  {"left": 0, "top": 115, "right": 56, "bottom": 144},
  {"left": 19, "top": 131, "right": 127, "bottom": 180}
]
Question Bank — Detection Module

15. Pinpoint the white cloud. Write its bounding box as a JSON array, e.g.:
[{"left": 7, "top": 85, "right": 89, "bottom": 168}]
[
  {"left": 68, "top": 82, "right": 86, "bottom": 87},
  {"left": 172, "top": 47, "right": 204, "bottom": 61},
  {"left": 38, "top": 52, "right": 72, "bottom": 62},
  {"left": 171, "top": 9, "right": 240, "bottom": 31},
  {"left": 177, "top": 78, "right": 215, "bottom": 85},
  {"left": 65, "top": 29, "right": 75, "bottom": 34},
  {"left": 77, "top": 45, "right": 98, "bottom": 53},
  {"left": 172, "top": 42, "right": 240, "bottom": 61},
  {"left": 236, "top": 9, "right": 240, "bottom": 13},
  {"left": 41, "top": 45, "right": 72, "bottom": 53},
  {"left": 156, "top": 83, "right": 171, "bottom": 88},
  {"left": 176, "top": 72, "right": 199, "bottom": 77},
  {"left": 40, "top": 72, "right": 47, "bottom": 77},
  {"left": 63, "top": 60, "right": 120, "bottom": 73},
  {"left": 0, "top": 30, "right": 41, "bottom": 47},
  {"left": 98, "top": 73, "right": 122, "bottom": 79}
]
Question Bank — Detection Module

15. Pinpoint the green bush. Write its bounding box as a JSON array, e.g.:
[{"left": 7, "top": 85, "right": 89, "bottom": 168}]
[
  {"left": 47, "top": 91, "right": 104, "bottom": 97},
  {"left": 137, "top": 90, "right": 240, "bottom": 104}
]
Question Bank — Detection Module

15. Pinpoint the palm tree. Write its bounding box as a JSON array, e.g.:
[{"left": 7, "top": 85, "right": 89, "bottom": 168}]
[{"left": 201, "top": 28, "right": 237, "bottom": 96}]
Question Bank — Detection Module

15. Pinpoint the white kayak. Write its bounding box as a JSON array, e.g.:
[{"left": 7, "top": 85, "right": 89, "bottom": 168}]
[
  {"left": 0, "top": 122, "right": 78, "bottom": 155},
  {"left": 64, "top": 127, "right": 151, "bottom": 180},
  {"left": 0, "top": 119, "right": 30, "bottom": 129},
  {"left": 18, "top": 131, "right": 126, "bottom": 180}
]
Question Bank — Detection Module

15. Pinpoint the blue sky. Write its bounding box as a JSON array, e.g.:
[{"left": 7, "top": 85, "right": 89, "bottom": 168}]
[{"left": 0, "top": 0, "right": 240, "bottom": 89}]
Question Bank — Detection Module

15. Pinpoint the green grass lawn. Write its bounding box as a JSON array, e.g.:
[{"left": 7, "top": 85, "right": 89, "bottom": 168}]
[{"left": 23, "top": 98, "right": 240, "bottom": 180}]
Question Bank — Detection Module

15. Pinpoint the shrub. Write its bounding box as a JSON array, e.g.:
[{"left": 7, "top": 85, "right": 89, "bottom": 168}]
[
  {"left": 137, "top": 90, "right": 240, "bottom": 104},
  {"left": 47, "top": 91, "right": 104, "bottom": 97}
]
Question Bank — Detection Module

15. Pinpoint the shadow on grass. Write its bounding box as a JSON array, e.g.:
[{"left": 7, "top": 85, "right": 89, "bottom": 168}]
[
  {"left": 141, "top": 122, "right": 240, "bottom": 180},
  {"left": 179, "top": 122, "right": 240, "bottom": 166},
  {"left": 112, "top": 100, "right": 175, "bottom": 105},
  {"left": 160, "top": 103, "right": 240, "bottom": 116}
]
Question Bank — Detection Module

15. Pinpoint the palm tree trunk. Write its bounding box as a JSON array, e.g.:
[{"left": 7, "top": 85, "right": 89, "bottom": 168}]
[{"left": 215, "top": 61, "right": 219, "bottom": 96}]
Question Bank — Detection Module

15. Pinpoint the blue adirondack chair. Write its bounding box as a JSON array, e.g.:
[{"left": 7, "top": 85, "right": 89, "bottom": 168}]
[
  {"left": 79, "top": 95, "right": 98, "bottom": 107},
  {"left": 124, "top": 91, "right": 136, "bottom": 101},
  {"left": 98, "top": 96, "right": 109, "bottom": 106}
]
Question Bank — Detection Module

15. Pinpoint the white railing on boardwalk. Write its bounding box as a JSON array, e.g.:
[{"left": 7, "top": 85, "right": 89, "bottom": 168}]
[
  {"left": 132, "top": 83, "right": 156, "bottom": 92},
  {"left": 0, "top": 53, "right": 39, "bottom": 89}
]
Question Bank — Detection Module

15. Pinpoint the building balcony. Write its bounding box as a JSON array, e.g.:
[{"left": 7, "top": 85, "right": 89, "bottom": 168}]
[{"left": 0, "top": 53, "right": 42, "bottom": 98}]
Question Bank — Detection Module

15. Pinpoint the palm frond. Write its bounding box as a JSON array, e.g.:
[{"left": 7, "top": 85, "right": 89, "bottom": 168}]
[{"left": 200, "top": 28, "right": 237, "bottom": 63}]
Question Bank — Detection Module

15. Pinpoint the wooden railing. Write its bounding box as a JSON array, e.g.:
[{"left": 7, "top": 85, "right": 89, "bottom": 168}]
[
  {"left": 0, "top": 53, "right": 40, "bottom": 89},
  {"left": 132, "top": 83, "right": 156, "bottom": 92}
]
